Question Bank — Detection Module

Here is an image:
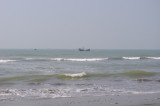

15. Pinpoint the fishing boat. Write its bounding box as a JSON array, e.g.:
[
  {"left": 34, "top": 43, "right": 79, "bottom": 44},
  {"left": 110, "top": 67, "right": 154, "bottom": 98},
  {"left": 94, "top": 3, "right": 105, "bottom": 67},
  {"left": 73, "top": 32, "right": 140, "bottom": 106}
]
[{"left": 79, "top": 48, "right": 90, "bottom": 51}]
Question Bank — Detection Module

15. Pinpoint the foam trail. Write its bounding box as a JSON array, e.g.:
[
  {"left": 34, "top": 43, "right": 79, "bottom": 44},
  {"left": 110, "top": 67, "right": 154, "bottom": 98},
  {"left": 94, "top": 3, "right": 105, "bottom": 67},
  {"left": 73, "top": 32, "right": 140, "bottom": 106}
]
[{"left": 122, "top": 57, "right": 140, "bottom": 60}]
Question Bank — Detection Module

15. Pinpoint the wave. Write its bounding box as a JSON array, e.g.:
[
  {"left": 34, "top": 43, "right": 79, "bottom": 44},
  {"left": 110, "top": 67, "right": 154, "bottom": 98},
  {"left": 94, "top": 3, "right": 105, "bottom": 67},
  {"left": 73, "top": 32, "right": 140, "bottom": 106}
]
[
  {"left": 0, "top": 59, "right": 17, "bottom": 63},
  {"left": 0, "top": 74, "right": 57, "bottom": 82},
  {"left": 58, "top": 71, "right": 156, "bottom": 79},
  {"left": 58, "top": 72, "right": 113, "bottom": 79},
  {"left": 50, "top": 58, "right": 108, "bottom": 62},
  {"left": 0, "top": 71, "right": 157, "bottom": 82},
  {"left": 123, "top": 57, "right": 160, "bottom": 60},
  {"left": 0, "top": 73, "right": 111, "bottom": 82},
  {"left": 122, "top": 57, "right": 140, "bottom": 60},
  {"left": 146, "top": 57, "right": 160, "bottom": 60},
  {"left": 1, "top": 56, "right": 160, "bottom": 63},
  {"left": 12, "top": 57, "right": 160, "bottom": 62},
  {"left": 64, "top": 72, "right": 87, "bottom": 77},
  {"left": 23, "top": 58, "right": 108, "bottom": 62},
  {"left": 121, "top": 71, "right": 156, "bottom": 77},
  {"left": 59, "top": 72, "right": 87, "bottom": 79}
]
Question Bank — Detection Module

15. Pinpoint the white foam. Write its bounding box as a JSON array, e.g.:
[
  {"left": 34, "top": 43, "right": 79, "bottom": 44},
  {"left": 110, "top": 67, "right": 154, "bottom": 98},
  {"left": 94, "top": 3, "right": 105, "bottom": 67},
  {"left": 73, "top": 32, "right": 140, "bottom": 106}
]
[
  {"left": 51, "top": 58, "right": 108, "bottom": 62},
  {"left": 0, "top": 59, "right": 17, "bottom": 63},
  {"left": 122, "top": 57, "right": 140, "bottom": 60},
  {"left": 50, "top": 58, "right": 64, "bottom": 61},
  {"left": 146, "top": 57, "right": 160, "bottom": 60},
  {"left": 0, "top": 88, "right": 69, "bottom": 99},
  {"left": 25, "top": 58, "right": 34, "bottom": 60},
  {"left": 127, "top": 91, "right": 160, "bottom": 95},
  {"left": 64, "top": 72, "right": 87, "bottom": 77},
  {"left": 67, "top": 58, "right": 108, "bottom": 61}
]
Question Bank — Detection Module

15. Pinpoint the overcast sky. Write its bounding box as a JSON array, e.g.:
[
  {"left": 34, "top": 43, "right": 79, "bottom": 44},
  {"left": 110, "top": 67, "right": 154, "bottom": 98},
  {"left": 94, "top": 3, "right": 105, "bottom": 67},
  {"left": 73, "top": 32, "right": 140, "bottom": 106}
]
[{"left": 0, "top": 0, "right": 160, "bottom": 49}]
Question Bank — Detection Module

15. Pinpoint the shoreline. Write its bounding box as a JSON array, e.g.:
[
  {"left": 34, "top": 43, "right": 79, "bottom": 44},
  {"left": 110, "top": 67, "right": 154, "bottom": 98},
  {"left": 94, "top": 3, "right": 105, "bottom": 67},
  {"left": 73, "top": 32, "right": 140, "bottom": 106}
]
[{"left": 0, "top": 93, "right": 160, "bottom": 106}]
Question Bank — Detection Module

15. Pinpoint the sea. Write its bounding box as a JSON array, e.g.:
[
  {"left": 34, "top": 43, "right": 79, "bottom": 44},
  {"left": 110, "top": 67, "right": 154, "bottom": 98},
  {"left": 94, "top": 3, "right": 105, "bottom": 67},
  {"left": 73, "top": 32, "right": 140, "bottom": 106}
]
[{"left": 0, "top": 49, "right": 160, "bottom": 101}]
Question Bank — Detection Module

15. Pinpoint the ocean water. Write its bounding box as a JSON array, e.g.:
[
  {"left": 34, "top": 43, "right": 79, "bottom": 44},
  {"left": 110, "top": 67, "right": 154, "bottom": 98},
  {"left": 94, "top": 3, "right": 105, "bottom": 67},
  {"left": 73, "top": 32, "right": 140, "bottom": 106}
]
[{"left": 0, "top": 49, "right": 160, "bottom": 100}]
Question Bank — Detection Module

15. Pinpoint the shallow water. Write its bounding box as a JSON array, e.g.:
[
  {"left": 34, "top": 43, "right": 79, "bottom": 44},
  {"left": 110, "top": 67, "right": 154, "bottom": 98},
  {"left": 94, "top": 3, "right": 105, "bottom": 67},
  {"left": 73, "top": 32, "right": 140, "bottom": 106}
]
[{"left": 0, "top": 49, "right": 160, "bottom": 100}]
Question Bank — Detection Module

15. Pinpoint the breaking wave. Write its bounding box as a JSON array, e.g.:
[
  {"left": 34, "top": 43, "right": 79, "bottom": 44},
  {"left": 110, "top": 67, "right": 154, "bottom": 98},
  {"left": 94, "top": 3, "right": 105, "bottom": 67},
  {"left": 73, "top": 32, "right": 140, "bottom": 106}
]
[
  {"left": 24, "top": 58, "right": 108, "bottom": 62},
  {"left": 63, "top": 72, "right": 87, "bottom": 78},
  {"left": 122, "top": 57, "right": 160, "bottom": 60},
  {"left": 58, "top": 71, "right": 156, "bottom": 79},
  {"left": 59, "top": 72, "right": 88, "bottom": 79},
  {"left": 50, "top": 58, "right": 108, "bottom": 62},
  {"left": 146, "top": 57, "right": 160, "bottom": 60},
  {"left": 2, "top": 57, "right": 160, "bottom": 63},
  {"left": 122, "top": 57, "right": 140, "bottom": 60},
  {"left": 25, "top": 57, "right": 160, "bottom": 62},
  {"left": 0, "top": 59, "right": 17, "bottom": 63},
  {"left": 0, "top": 71, "right": 157, "bottom": 82}
]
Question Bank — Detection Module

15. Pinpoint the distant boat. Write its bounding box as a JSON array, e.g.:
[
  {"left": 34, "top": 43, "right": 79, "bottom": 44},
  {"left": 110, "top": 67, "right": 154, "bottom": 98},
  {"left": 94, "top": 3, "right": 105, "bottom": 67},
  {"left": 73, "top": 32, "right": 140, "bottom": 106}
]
[{"left": 79, "top": 48, "right": 90, "bottom": 51}]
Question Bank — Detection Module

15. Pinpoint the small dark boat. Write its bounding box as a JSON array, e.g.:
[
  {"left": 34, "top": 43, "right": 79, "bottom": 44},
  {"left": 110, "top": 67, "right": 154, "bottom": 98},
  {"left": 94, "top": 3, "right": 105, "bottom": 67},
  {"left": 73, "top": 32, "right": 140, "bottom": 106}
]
[{"left": 79, "top": 48, "right": 90, "bottom": 51}]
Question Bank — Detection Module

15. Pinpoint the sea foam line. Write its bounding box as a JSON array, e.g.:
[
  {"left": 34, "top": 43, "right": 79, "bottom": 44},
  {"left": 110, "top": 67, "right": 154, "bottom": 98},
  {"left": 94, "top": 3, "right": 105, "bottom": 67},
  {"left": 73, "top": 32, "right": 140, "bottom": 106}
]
[
  {"left": 146, "top": 57, "right": 160, "bottom": 60},
  {"left": 0, "top": 59, "right": 17, "bottom": 63},
  {"left": 50, "top": 58, "right": 108, "bottom": 62},
  {"left": 0, "top": 88, "right": 69, "bottom": 98},
  {"left": 122, "top": 57, "right": 140, "bottom": 60},
  {"left": 24, "top": 57, "right": 160, "bottom": 62}
]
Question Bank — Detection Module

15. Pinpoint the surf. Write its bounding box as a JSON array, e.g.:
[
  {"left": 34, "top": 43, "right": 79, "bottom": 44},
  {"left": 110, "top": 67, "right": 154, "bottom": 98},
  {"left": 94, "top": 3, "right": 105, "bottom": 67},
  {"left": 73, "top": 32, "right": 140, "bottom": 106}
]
[
  {"left": 59, "top": 72, "right": 87, "bottom": 79},
  {"left": 122, "top": 57, "right": 140, "bottom": 60},
  {"left": 146, "top": 57, "right": 160, "bottom": 60},
  {"left": 0, "top": 59, "right": 17, "bottom": 63},
  {"left": 50, "top": 58, "right": 108, "bottom": 62}
]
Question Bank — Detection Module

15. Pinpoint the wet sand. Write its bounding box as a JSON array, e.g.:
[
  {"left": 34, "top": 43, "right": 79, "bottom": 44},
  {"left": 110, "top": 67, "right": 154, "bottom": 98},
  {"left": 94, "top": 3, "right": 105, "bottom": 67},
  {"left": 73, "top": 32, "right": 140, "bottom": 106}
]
[{"left": 0, "top": 93, "right": 160, "bottom": 106}]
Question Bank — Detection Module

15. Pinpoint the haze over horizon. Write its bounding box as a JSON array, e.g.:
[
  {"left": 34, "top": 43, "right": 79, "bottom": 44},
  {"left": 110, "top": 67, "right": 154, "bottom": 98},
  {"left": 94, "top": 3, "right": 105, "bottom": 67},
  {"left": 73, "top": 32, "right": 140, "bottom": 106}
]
[{"left": 0, "top": 0, "right": 160, "bottom": 50}]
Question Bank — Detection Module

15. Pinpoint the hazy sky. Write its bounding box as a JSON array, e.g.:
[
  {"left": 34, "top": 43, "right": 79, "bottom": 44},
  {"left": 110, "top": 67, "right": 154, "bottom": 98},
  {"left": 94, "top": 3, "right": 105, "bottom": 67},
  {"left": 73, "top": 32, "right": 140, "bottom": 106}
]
[{"left": 0, "top": 0, "right": 160, "bottom": 49}]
